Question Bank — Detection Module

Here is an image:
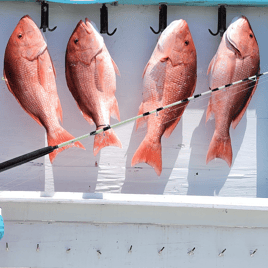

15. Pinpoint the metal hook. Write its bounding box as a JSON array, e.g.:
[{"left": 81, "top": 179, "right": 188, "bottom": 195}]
[
  {"left": 158, "top": 247, "right": 165, "bottom": 254},
  {"left": 40, "top": 1, "right": 57, "bottom": 32},
  {"left": 187, "top": 247, "right": 195, "bottom": 255},
  {"left": 100, "top": 4, "right": 117, "bottom": 36},
  {"left": 208, "top": 5, "right": 226, "bottom": 37},
  {"left": 128, "top": 245, "right": 132, "bottom": 253},
  {"left": 250, "top": 249, "right": 257, "bottom": 257},
  {"left": 218, "top": 248, "right": 226, "bottom": 257},
  {"left": 150, "top": 3, "right": 167, "bottom": 34}
]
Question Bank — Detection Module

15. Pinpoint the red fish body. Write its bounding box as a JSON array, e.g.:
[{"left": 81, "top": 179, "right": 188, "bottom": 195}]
[
  {"left": 4, "top": 15, "right": 84, "bottom": 163},
  {"left": 65, "top": 19, "right": 121, "bottom": 156},
  {"left": 206, "top": 16, "right": 260, "bottom": 166},
  {"left": 131, "top": 20, "right": 197, "bottom": 176}
]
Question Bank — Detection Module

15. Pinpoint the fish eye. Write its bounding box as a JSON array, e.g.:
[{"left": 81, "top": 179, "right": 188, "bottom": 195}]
[
  {"left": 18, "top": 34, "right": 23, "bottom": 39},
  {"left": 74, "top": 38, "right": 79, "bottom": 44},
  {"left": 249, "top": 34, "right": 253, "bottom": 38},
  {"left": 184, "top": 40, "right": 189, "bottom": 46}
]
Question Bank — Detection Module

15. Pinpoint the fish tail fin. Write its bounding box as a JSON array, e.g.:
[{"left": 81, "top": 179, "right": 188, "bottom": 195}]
[
  {"left": 47, "top": 127, "right": 85, "bottom": 163},
  {"left": 206, "top": 132, "right": 232, "bottom": 167},
  {"left": 131, "top": 137, "right": 162, "bottom": 176},
  {"left": 93, "top": 129, "right": 122, "bottom": 156}
]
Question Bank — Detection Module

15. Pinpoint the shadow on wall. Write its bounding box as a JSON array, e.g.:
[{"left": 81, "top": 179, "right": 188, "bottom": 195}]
[
  {"left": 187, "top": 110, "right": 247, "bottom": 196},
  {"left": 256, "top": 82, "right": 268, "bottom": 198},
  {"left": 121, "top": 119, "right": 183, "bottom": 194},
  {"left": 52, "top": 141, "right": 101, "bottom": 193}
]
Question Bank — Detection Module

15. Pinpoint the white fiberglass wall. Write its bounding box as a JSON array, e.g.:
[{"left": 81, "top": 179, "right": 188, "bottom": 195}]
[{"left": 0, "top": 2, "right": 267, "bottom": 197}]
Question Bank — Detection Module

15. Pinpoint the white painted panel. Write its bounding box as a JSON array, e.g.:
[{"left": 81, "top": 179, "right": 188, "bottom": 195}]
[
  {"left": 1, "top": 222, "right": 268, "bottom": 268},
  {"left": 0, "top": 3, "right": 266, "bottom": 197},
  {"left": 1, "top": 194, "right": 268, "bottom": 268}
]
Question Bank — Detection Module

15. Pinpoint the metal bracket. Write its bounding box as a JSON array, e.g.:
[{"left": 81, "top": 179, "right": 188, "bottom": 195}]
[
  {"left": 40, "top": 1, "right": 57, "bottom": 32},
  {"left": 100, "top": 4, "right": 117, "bottom": 36},
  {"left": 150, "top": 3, "right": 167, "bottom": 34},
  {"left": 208, "top": 5, "right": 226, "bottom": 37}
]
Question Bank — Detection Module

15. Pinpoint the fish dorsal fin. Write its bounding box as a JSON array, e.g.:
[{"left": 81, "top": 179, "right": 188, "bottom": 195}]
[
  {"left": 207, "top": 55, "right": 216, "bottom": 75},
  {"left": 110, "top": 97, "right": 121, "bottom": 121},
  {"left": 102, "top": 44, "right": 120, "bottom": 76},
  {"left": 142, "top": 62, "right": 150, "bottom": 78},
  {"left": 111, "top": 58, "right": 120, "bottom": 76}
]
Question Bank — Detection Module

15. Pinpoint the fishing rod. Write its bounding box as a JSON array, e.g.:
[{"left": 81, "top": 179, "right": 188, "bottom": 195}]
[{"left": 0, "top": 71, "right": 267, "bottom": 173}]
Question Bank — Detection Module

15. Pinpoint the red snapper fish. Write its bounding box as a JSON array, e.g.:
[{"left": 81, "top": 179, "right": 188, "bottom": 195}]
[
  {"left": 4, "top": 15, "right": 84, "bottom": 163},
  {"left": 65, "top": 19, "right": 122, "bottom": 156},
  {"left": 206, "top": 16, "right": 260, "bottom": 166},
  {"left": 131, "top": 20, "right": 197, "bottom": 176}
]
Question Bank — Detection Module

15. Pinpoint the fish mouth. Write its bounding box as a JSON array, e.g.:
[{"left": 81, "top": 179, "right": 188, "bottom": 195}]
[{"left": 80, "top": 20, "right": 93, "bottom": 35}]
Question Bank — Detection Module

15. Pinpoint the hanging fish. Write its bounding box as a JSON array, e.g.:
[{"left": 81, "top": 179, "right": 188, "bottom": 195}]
[
  {"left": 206, "top": 16, "right": 260, "bottom": 166},
  {"left": 131, "top": 20, "right": 197, "bottom": 176},
  {"left": 65, "top": 19, "right": 122, "bottom": 156},
  {"left": 4, "top": 15, "right": 85, "bottom": 163}
]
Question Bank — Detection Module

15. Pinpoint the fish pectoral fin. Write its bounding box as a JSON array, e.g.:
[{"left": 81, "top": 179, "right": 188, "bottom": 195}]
[
  {"left": 168, "top": 50, "right": 182, "bottom": 67},
  {"left": 111, "top": 58, "right": 120, "bottom": 76},
  {"left": 94, "top": 55, "right": 105, "bottom": 92},
  {"left": 110, "top": 98, "right": 121, "bottom": 121},
  {"left": 231, "top": 77, "right": 259, "bottom": 129}
]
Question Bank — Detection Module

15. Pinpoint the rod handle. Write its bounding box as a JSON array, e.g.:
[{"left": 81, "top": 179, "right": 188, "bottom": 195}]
[{"left": 0, "top": 146, "right": 57, "bottom": 173}]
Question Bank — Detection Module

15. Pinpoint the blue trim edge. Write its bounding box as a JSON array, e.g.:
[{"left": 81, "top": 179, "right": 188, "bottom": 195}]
[{"left": 0, "top": 215, "right": 4, "bottom": 240}]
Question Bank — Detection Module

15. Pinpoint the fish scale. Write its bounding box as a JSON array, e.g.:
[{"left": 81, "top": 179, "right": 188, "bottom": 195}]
[
  {"left": 65, "top": 19, "right": 122, "bottom": 156},
  {"left": 4, "top": 15, "right": 85, "bottom": 163},
  {"left": 206, "top": 16, "right": 259, "bottom": 167},
  {"left": 131, "top": 19, "right": 197, "bottom": 176}
]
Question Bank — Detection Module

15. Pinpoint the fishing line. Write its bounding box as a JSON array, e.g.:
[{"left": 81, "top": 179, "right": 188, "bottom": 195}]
[
  {"left": 0, "top": 73, "right": 267, "bottom": 194},
  {"left": 0, "top": 71, "right": 267, "bottom": 175},
  {"left": 159, "top": 76, "right": 267, "bottom": 127}
]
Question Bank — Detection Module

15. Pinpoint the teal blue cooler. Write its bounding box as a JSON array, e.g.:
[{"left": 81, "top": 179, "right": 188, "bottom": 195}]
[{"left": 0, "top": 208, "right": 4, "bottom": 240}]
